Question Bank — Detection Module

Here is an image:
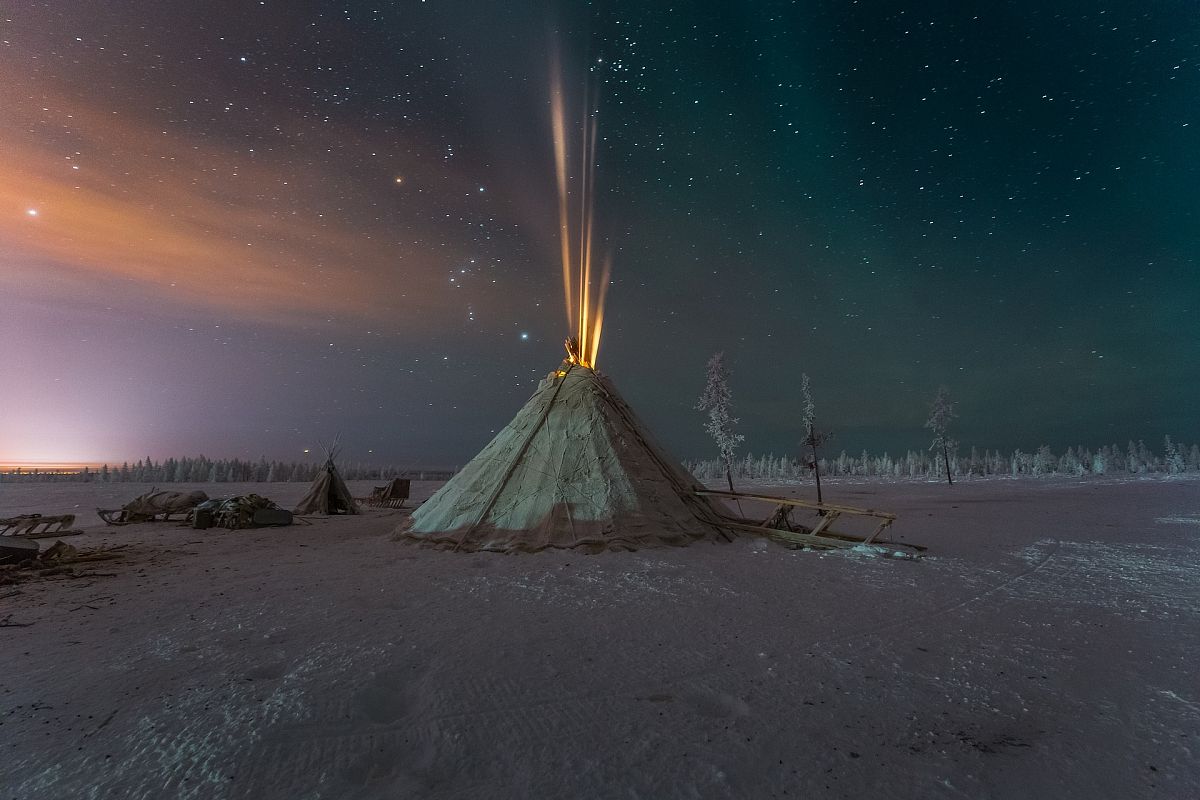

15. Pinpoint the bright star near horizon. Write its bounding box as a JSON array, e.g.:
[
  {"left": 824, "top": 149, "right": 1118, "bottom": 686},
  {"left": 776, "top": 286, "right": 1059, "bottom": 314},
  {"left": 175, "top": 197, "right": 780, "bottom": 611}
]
[{"left": 26, "top": 208, "right": 38, "bottom": 216}]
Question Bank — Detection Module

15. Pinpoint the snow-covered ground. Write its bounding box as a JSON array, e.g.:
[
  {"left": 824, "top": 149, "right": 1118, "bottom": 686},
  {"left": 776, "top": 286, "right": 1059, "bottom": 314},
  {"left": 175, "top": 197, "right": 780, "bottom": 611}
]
[{"left": 2, "top": 476, "right": 1198, "bottom": 798}]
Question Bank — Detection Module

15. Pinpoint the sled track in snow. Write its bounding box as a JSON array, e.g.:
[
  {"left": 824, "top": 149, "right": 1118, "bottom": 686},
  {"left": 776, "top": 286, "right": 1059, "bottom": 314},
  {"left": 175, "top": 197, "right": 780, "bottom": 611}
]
[
  {"left": 928, "top": 536, "right": 1063, "bottom": 617},
  {"left": 805, "top": 537, "right": 1063, "bottom": 652}
]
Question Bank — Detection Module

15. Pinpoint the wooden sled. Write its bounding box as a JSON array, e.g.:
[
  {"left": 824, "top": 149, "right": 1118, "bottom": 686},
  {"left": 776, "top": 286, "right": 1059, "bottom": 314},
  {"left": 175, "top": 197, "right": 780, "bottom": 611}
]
[
  {"left": 697, "top": 490, "right": 923, "bottom": 555},
  {"left": 0, "top": 514, "right": 84, "bottom": 538},
  {"left": 363, "top": 478, "right": 410, "bottom": 509},
  {"left": 97, "top": 489, "right": 207, "bottom": 526},
  {"left": 96, "top": 507, "right": 195, "bottom": 526}
]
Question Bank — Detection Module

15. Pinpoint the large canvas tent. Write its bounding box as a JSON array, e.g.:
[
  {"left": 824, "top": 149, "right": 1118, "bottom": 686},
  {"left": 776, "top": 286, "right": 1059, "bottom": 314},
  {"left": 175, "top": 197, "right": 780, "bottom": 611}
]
[
  {"left": 398, "top": 362, "right": 734, "bottom": 552},
  {"left": 294, "top": 446, "right": 359, "bottom": 516}
]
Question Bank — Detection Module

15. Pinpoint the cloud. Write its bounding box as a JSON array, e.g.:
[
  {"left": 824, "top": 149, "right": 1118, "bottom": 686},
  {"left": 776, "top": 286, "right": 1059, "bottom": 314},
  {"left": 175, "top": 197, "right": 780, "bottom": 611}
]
[{"left": 0, "top": 88, "right": 457, "bottom": 325}]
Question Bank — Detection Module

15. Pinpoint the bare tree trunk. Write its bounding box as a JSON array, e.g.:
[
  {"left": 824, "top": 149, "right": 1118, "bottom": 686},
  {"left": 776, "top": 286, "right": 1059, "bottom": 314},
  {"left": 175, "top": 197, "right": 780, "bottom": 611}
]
[
  {"left": 943, "top": 444, "right": 954, "bottom": 486},
  {"left": 811, "top": 442, "right": 824, "bottom": 504},
  {"left": 723, "top": 460, "right": 744, "bottom": 517}
]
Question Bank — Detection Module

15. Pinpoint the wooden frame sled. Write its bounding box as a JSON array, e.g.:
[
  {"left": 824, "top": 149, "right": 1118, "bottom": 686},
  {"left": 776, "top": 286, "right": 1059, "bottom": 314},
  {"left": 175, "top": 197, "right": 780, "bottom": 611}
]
[
  {"left": 1, "top": 514, "right": 84, "bottom": 538},
  {"left": 97, "top": 489, "right": 208, "bottom": 526},
  {"left": 697, "top": 490, "right": 923, "bottom": 555},
  {"left": 363, "top": 478, "right": 411, "bottom": 509},
  {"left": 97, "top": 506, "right": 195, "bottom": 526}
]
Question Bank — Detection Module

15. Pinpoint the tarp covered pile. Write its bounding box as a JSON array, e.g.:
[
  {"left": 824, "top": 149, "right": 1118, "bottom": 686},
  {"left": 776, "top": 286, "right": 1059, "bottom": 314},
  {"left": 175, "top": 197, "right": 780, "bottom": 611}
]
[
  {"left": 98, "top": 489, "right": 209, "bottom": 525},
  {"left": 122, "top": 490, "right": 209, "bottom": 518},
  {"left": 194, "top": 495, "right": 291, "bottom": 529}
]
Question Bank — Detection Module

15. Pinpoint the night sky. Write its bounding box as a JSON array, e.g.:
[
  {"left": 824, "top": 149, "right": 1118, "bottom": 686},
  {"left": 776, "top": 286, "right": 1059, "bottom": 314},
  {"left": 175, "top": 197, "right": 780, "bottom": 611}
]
[{"left": 2, "top": 1, "right": 1197, "bottom": 467}]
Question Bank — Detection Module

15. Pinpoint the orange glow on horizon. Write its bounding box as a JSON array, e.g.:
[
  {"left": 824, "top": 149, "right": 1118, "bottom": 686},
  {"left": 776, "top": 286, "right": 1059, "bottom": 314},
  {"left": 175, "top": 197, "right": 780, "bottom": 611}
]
[{"left": 0, "top": 461, "right": 105, "bottom": 472}]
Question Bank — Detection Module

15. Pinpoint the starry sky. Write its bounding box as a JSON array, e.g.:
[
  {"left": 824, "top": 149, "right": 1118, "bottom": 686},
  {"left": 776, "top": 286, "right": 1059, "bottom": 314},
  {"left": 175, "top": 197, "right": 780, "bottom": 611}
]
[{"left": 2, "top": 1, "right": 1196, "bottom": 467}]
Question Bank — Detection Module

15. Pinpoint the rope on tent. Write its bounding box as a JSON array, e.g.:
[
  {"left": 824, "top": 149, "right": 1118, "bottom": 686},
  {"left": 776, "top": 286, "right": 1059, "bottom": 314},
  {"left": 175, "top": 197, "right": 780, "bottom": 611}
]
[{"left": 454, "top": 363, "right": 578, "bottom": 550}]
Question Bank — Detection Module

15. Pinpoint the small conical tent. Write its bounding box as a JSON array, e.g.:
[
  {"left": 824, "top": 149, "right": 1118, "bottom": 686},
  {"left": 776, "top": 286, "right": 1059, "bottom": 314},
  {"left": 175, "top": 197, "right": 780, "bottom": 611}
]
[
  {"left": 397, "top": 362, "right": 734, "bottom": 552},
  {"left": 294, "top": 444, "right": 359, "bottom": 515}
]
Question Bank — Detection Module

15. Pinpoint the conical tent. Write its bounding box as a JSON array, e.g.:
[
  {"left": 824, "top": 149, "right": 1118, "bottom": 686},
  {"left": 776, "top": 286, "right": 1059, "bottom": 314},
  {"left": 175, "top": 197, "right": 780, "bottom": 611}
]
[
  {"left": 398, "top": 362, "right": 734, "bottom": 552},
  {"left": 294, "top": 448, "right": 359, "bottom": 515}
]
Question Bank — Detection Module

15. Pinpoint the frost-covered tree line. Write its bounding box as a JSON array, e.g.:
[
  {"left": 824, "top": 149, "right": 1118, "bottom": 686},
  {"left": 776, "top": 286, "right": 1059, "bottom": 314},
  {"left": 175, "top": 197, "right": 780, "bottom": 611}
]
[
  {"left": 686, "top": 437, "right": 1200, "bottom": 483},
  {"left": 0, "top": 456, "right": 451, "bottom": 484},
  {"left": 688, "top": 354, "right": 1195, "bottom": 485}
]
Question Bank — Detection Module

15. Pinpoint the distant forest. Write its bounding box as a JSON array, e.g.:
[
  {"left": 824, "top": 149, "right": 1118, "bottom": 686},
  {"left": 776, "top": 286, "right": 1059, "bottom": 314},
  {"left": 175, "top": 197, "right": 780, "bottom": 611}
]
[
  {"left": 686, "top": 437, "right": 1198, "bottom": 481},
  {"left": 1, "top": 438, "right": 1195, "bottom": 483},
  {"left": 0, "top": 457, "right": 451, "bottom": 483}
]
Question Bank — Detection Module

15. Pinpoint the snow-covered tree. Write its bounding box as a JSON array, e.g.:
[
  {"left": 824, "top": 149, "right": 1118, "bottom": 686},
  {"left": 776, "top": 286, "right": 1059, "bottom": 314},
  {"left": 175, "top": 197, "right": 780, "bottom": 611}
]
[
  {"left": 1059, "top": 447, "right": 1085, "bottom": 476},
  {"left": 696, "top": 351, "right": 744, "bottom": 494},
  {"left": 1032, "top": 445, "right": 1056, "bottom": 476},
  {"left": 925, "top": 386, "right": 957, "bottom": 485},
  {"left": 799, "top": 373, "right": 833, "bottom": 503},
  {"left": 1124, "top": 441, "right": 1137, "bottom": 473},
  {"left": 967, "top": 446, "right": 982, "bottom": 476},
  {"left": 1164, "top": 436, "right": 1185, "bottom": 474}
]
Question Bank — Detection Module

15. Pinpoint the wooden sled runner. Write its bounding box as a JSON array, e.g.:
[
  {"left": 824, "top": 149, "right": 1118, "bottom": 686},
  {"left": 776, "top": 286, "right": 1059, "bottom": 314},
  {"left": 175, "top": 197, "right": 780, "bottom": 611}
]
[
  {"left": 97, "top": 504, "right": 197, "bottom": 526},
  {"left": 1, "top": 514, "right": 84, "bottom": 538},
  {"left": 97, "top": 489, "right": 208, "bottom": 526},
  {"left": 697, "top": 490, "right": 923, "bottom": 555},
  {"left": 364, "top": 478, "right": 410, "bottom": 509}
]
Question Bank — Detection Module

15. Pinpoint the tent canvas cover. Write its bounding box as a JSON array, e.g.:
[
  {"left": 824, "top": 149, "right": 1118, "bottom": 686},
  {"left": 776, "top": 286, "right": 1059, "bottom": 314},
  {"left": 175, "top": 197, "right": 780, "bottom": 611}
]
[
  {"left": 398, "top": 362, "right": 734, "bottom": 552},
  {"left": 294, "top": 455, "right": 359, "bottom": 515}
]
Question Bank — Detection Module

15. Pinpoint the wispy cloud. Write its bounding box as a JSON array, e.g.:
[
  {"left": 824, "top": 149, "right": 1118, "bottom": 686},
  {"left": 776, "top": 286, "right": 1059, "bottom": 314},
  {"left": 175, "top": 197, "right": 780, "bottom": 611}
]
[{"left": 0, "top": 89, "right": 456, "bottom": 324}]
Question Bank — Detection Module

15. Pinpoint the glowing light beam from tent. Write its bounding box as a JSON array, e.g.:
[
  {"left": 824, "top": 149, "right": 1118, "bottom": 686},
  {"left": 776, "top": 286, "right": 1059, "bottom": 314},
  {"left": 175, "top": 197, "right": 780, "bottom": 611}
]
[{"left": 550, "top": 44, "right": 609, "bottom": 369}]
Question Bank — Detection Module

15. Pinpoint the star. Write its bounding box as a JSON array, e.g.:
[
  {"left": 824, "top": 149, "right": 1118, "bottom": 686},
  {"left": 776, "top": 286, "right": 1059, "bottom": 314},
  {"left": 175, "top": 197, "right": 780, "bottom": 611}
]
[{"left": 26, "top": 208, "right": 38, "bottom": 217}]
